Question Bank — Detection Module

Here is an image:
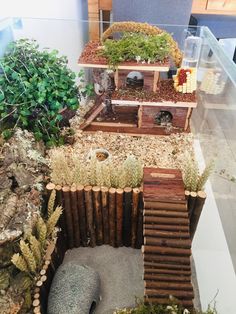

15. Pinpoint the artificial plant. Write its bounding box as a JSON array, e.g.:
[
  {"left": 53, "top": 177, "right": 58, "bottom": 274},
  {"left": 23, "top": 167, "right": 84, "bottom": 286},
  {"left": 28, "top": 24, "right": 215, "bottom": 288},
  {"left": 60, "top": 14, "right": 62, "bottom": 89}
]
[{"left": 0, "top": 39, "right": 82, "bottom": 146}]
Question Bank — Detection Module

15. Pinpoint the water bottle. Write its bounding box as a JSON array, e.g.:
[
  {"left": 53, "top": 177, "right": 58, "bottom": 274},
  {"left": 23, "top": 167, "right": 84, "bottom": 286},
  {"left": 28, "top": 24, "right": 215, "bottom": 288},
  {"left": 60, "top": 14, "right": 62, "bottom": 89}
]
[{"left": 182, "top": 36, "right": 202, "bottom": 68}]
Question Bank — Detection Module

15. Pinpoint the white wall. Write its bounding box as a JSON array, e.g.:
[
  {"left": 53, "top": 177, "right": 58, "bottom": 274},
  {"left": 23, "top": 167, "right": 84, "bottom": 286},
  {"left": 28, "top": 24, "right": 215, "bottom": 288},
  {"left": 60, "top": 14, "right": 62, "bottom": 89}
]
[{"left": 0, "top": 0, "right": 82, "bottom": 20}]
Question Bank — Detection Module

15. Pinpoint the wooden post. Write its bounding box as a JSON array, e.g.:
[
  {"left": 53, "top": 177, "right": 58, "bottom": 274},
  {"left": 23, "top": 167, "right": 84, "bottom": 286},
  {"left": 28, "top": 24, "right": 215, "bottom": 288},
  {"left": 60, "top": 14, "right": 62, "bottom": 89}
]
[
  {"left": 131, "top": 188, "right": 139, "bottom": 248},
  {"left": 92, "top": 186, "right": 103, "bottom": 245},
  {"left": 188, "top": 191, "right": 197, "bottom": 218},
  {"left": 88, "top": 0, "right": 100, "bottom": 41},
  {"left": 136, "top": 189, "right": 144, "bottom": 249},
  {"left": 109, "top": 188, "right": 116, "bottom": 247},
  {"left": 114, "top": 70, "right": 119, "bottom": 90},
  {"left": 153, "top": 71, "right": 160, "bottom": 92},
  {"left": 123, "top": 187, "right": 132, "bottom": 247},
  {"left": 62, "top": 186, "right": 74, "bottom": 249},
  {"left": 84, "top": 186, "right": 96, "bottom": 247},
  {"left": 55, "top": 185, "right": 67, "bottom": 249},
  {"left": 101, "top": 187, "right": 109, "bottom": 244},
  {"left": 190, "top": 191, "right": 207, "bottom": 240},
  {"left": 77, "top": 185, "right": 87, "bottom": 246},
  {"left": 70, "top": 185, "right": 80, "bottom": 247},
  {"left": 138, "top": 105, "right": 143, "bottom": 128},
  {"left": 116, "top": 188, "right": 124, "bottom": 247}
]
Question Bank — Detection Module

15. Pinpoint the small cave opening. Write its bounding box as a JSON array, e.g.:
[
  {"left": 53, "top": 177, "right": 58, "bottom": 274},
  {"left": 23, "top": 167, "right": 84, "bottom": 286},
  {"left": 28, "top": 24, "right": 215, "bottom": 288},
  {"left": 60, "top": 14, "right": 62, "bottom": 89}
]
[
  {"left": 155, "top": 110, "right": 173, "bottom": 126},
  {"left": 126, "top": 71, "right": 144, "bottom": 88},
  {"left": 89, "top": 301, "right": 97, "bottom": 314}
]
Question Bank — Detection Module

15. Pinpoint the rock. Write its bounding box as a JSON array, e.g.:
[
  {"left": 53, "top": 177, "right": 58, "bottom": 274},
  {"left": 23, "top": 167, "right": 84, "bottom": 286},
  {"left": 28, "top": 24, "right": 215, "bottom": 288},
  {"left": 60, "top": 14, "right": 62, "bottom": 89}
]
[{"left": 48, "top": 262, "right": 100, "bottom": 314}]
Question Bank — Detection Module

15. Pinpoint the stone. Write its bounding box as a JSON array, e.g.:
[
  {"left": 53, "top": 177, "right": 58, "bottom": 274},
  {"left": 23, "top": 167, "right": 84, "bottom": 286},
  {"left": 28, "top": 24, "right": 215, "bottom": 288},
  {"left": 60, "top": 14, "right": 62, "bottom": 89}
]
[{"left": 48, "top": 262, "right": 100, "bottom": 314}]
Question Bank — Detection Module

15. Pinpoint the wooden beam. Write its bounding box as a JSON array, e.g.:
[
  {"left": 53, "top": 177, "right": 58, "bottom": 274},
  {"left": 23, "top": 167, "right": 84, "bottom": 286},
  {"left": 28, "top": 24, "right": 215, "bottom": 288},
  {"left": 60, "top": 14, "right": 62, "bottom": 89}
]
[
  {"left": 99, "top": 0, "right": 112, "bottom": 11},
  {"left": 88, "top": 0, "right": 100, "bottom": 40},
  {"left": 153, "top": 71, "right": 160, "bottom": 92},
  {"left": 111, "top": 99, "right": 197, "bottom": 108},
  {"left": 78, "top": 62, "right": 170, "bottom": 72}
]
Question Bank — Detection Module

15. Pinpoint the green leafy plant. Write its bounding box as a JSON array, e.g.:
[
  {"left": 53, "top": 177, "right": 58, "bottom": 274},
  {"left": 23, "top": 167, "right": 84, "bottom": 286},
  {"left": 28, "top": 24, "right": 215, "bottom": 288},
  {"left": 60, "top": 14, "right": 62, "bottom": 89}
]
[
  {"left": 100, "top": 32, "right": 171, "bottom": 68},
  {"left": 0, "top": 39, "right": 82, "bottom": 146}
]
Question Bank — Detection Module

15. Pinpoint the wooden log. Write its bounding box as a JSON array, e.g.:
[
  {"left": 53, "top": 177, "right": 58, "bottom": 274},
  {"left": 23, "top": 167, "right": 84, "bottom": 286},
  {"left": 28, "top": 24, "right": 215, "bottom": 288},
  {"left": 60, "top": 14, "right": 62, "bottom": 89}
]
[
  {"left": 144, "top": 280, "right": 193, "bottom": 290},
  {"left": 144, "top": 229, "right": 190, "bottom": 239},
  {"left": 142, "top": 245, "right": 191, "bottom": 256},
  {"left": 92, "top": 186, "right": 103, "bottom": 245},
  {"left": 143, "top": 261, "right": 191, "bottom": 271},
  {"left": 131, "top": 188, "right": 139, "bottom": 248},
  {"left": 84, "top": 186, "right": 96, "bottom": 247},
  {"left": 77, "top": 185, "right": 87, "bottom": 246},
  {"left": 144, "top": 273, "right": 191, "bottom": 283},
  {"left": 33, "top": 306, "right": 41, "bottom": 314},
  {"left": 109, "top": 188, "right": 116, "bottom": 247},
  {"left": 144, "top": 209, "right": 188, "bottom": 218},
  {"left": 136, "top": 189, "right": 144, "bottom": 249},
  {"left": 188, "top": 191, "right": 197, "bottom": 218},
  {"left": 144, "top": 296, "right": 193, "bottom": 308},
  {"left": 185, "top": 190, "right": 190, "bottom": 202},
  {"left": 144, "top": 201, "right": 187, "bottom": 211},
  {"left": 144, "top": 216, "right": 189, "bottom": 226},
  {"left": 144, "top": 223, "right": 189, "bottom": 232},
  {"left": 116, "top": 188, "right": 124, "bottom": 247},
  {"left": 153, "top": 71, "right": 160, "bottom": 92},
  {"left": 144, "top": 267, "right": 191, "bottom": 276},
  {"left": 80, "top": 102, "right": 106, "bottom": 129},
  {"left": 55, "top": 185, "right": 68, "bottom": 250},
  {"left": 101, "top": 187, "right": 109, "bottom": 244},
  {"left": 62, "top": 186, "right": 74, "bottom": 249},
  {"left": 46, "top": 182, "right": 55, "bottom": 195},
  {"left": 144, "top": 236, "right": 191, "bottom": 249},
  {"left": 33, "top": 299, "right": 40, "bottom": 307},
  {"left": 190, "top": 191, "right": 207, "bottom": 240},
  {"left": 34, "top": 293, "right": 40, "bottom": 299},
  {"left": 123, "top": 187, "right": 132, "bottom": 247},
  {"left": 143, "top": 253, "right": 190, "bottom": 265},
  {"left": 144, "top": 288, "right": 194, "bottom": 299},
  {"left": 70, "top": 185, "right": 81, "bottom": 247}
]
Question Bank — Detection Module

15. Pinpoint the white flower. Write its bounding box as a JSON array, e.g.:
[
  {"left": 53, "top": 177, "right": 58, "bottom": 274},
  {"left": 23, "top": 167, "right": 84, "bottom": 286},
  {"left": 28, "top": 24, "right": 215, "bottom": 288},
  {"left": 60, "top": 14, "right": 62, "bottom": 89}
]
[
  {"left": 183, "top": 309, "right": 190, "bottom": 314},
  {"left": 135, "top": 55, "right": 141, "bottom": 63}
]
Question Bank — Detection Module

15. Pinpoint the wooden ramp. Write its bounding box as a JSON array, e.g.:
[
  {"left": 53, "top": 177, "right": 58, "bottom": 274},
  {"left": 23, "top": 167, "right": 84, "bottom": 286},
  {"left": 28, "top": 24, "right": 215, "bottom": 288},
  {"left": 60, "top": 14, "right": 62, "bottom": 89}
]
[{"left": 143, "top": 168, "right": 194, "bottom": 309}]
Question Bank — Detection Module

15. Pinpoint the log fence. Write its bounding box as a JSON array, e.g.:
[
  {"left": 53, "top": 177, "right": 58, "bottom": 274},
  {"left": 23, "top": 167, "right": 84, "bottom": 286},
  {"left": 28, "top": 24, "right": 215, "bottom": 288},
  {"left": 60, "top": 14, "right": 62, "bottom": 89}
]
[
  {"left": 40, "top": 172, "right": 207, "bottom": 312},
  {"left": 46, "top": 183, "right": 144, "bottom": 250}
]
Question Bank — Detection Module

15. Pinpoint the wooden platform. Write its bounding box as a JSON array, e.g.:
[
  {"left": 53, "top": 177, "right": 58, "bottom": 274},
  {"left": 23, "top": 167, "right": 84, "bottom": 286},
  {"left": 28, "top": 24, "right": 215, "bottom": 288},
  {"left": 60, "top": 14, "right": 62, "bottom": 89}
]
[
  {"left": 142, "top": 168, "right": 194, "bottom": 309},
  {"left": 111, "top": 99, "right": 197, "bottom": 108}
]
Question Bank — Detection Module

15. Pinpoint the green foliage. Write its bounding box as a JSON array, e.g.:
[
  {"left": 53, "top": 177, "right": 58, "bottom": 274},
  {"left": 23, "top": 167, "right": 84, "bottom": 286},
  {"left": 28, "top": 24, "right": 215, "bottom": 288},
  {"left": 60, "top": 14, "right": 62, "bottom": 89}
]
[
  {"left": 113, "top": 299, "right": 217, "bottom": 314},
  {"left": 0, "top": 39, "right": 81, "bottom": 146},
  {"left": 100, "top": 32, "right": 171, "bottom": 68}
]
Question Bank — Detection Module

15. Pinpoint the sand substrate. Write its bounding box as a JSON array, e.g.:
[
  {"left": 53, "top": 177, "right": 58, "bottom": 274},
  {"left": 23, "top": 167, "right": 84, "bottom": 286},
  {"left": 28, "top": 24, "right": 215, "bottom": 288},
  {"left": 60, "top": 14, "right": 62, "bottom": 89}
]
[
  {"left": 63, "top": 246, "right": 201, "bottom": 314},
  {"left": 52, "top": 127, "right": 194, "bottom": 171}
]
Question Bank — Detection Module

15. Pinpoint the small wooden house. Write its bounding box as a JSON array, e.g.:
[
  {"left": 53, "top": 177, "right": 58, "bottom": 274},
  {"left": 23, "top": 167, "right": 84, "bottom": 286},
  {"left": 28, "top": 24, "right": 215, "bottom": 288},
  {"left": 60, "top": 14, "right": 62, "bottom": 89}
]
[{"left": 78, "top": 42, "right": 197, "bottom": 135}]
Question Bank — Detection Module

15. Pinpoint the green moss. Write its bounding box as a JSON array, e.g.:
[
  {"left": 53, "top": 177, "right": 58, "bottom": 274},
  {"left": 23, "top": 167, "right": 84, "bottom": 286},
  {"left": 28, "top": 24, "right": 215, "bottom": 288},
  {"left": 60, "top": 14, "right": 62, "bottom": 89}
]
[{"left": 100, "top": 32, "right": 171, "bottom": 68}]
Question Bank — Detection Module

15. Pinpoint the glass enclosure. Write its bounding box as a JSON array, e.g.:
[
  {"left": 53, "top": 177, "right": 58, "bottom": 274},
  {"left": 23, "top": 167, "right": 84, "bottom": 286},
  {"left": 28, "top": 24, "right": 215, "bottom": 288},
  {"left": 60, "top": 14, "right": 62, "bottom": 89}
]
[{"left": 1, "top": 17, "right": 236, "bottom": 313}]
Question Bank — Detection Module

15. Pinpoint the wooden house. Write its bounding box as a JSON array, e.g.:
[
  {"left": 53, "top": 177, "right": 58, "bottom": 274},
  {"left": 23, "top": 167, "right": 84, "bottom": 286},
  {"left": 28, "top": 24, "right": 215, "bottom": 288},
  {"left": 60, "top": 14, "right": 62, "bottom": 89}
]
[{"left": 78, "top": 41, "right": 197, "bottom": 135}]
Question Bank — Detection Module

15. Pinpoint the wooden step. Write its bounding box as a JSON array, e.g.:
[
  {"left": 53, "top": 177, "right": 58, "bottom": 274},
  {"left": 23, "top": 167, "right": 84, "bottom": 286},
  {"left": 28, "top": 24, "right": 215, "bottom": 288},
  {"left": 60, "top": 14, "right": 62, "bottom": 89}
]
[
  {"left": 143, "top": 262, "right": 191, "bottom": 272},
  {"left": 144, "top": 288, "right": 194, "bottom": 299},
  {"left": 144, "top": 216, "right": 189, "bottom": 226},
  {"left": 144, "top": 237, "right": 191, "bottom": 249},
  {"left": 144, "top": 280, "right": 193, "bottom": 291},
  {"left": 143, "top": 254, "right": 190, "bottom": 265},
  {"left": 144, "top": 223, "right": 189, "bottom": 232},
  {"left": 142, "top": 245, "right": 191, "bottom": 256},
  {"left": 143, "top": 273, "right": 191, "bottom": 283},
  {"left": 144, "top": 209, "right": 188, "bottom": 218},
  {"left": 144, "top": 201, "right": 187, "bottom": 211},
  {"left": 143, "top": 229, "right": 190, "bottom": 239},
  {"left": 144, "top": 266, "right": 191, "bottom": 275}
]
